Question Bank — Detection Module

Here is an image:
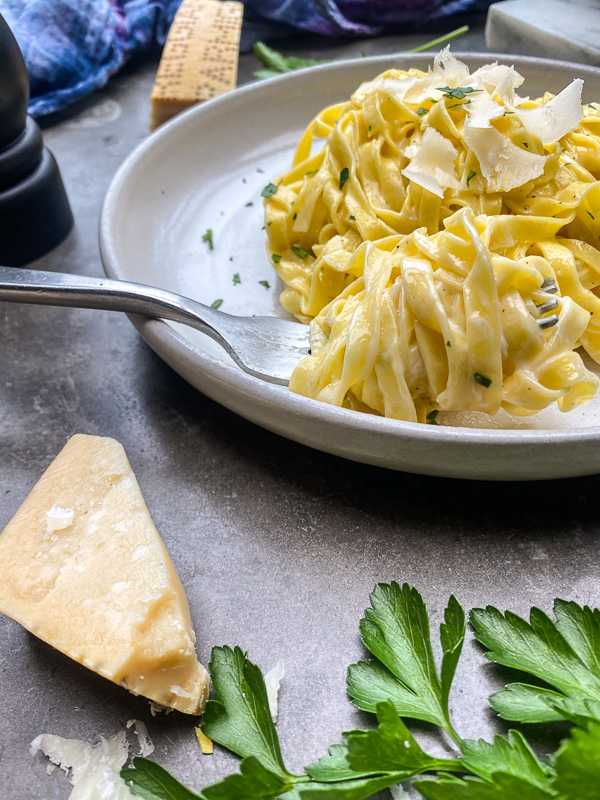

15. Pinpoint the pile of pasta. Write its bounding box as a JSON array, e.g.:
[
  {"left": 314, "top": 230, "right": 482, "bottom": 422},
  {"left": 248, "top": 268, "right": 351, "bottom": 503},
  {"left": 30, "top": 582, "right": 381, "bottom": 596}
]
[{"left": 264, "top": 49, "right": 600, "bottom": 422}]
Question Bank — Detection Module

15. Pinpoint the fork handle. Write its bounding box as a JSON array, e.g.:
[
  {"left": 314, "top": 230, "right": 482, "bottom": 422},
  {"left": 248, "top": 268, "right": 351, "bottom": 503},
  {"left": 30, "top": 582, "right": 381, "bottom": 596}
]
[{"left": 0, "top": 264, "right": 230, "bottom": 349}]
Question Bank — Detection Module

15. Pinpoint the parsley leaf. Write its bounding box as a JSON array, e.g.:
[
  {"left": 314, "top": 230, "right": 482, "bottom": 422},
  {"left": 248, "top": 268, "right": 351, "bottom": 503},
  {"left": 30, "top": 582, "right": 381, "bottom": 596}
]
[
  {"left": 259, "top": 280, "right": 271, "bottom": 289},
  {"left": 339, "top": 168, "right": 349, "bottom": 191},
  {"left": 347, "top": 583, "right": 464, "bottom": 745},
  {"left": 466, "top": 170, "right": 477, "bottom": 187},
  {"left": 211, "top": 299, "right": 223, "bottom": 310},
  {"left": 291, "top": 245, "right": 311, "bottom": 259},
  {"left": 233, "top": 273, "right": 241, "bottom": 285},
  {"left": 201, "top": 646, "right": 293, "bottom": 779},
  {"left": 416, "top": 107, "right": 428, "bottom": 116},
  {"left": 553, "top": 720, "right": 600, "bottom": 799},
  {"left": 261, "top": 183, "right": 279, "bottom": 198},
  {"left": 489, "top": 683, "right": 566, "bottom": 724},
  {"left": 471, "top": 600, "right": 600, "bottom": 725},
  {"left": 415, "top": 773, "right": 556, "bottom": 800},
  {"left": 202, "top": 756, "right": 296, "bottom": 800},
  {"left": 202, "top": 229, "right": 214, "bottom": 250},
  {"left": 122, "top": 757, "right": 201, "bottom": 799},
  {"left": 459, "top": 731, "right": 554, "bottom": 788},
  {"left": 272, "top": 254, "right": 282, "bottom": 263}
]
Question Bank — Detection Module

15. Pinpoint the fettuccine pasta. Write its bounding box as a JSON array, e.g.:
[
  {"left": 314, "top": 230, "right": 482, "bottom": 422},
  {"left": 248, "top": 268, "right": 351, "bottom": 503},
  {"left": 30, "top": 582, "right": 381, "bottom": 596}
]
[{"left": 263, "top": 49, "right": 600, "bottom": 421}]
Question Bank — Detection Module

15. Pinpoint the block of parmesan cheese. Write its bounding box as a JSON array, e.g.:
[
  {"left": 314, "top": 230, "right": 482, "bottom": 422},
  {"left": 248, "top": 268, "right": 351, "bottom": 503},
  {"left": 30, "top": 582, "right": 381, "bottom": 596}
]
[
  {"left": 150, "top": 0, "right": 244, "bottom": 130},
  {"left": 0, "top": 434, "right": 209, "bottom": 715}
]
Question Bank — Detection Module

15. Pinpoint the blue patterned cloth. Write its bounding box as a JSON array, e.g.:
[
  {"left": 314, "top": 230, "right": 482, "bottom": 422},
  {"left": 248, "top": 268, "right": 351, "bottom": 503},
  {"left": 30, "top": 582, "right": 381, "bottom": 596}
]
[{"left": 0, "top": 0, "right": 484, "bottom": 118}]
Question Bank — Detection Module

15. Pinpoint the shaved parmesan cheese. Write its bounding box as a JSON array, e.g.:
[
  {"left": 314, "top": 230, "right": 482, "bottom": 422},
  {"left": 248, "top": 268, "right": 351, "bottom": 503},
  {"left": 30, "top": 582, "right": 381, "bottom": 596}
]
[
  {"left": 466, "top": 92, "right": 505, "bottom": 129},
  {"left": 464, "top": 123, "right": 547, "bottom": 192},
  {"left": 30, "top": 731, "right": 134, "bottom": 799},
  {"left": 264, "top": 659, "right": 285, "bottom": 723},
  {"left": 353, "top": 74, "right": 443, "bottom": 106},
  {"left": 469, "top": 63, "right": 524, "bottom": 100},
  {"left": 46, "top": 504, "right": 74, "bottom": 532},
  {"left": 402, "top": 128, "right": 460, "bottom": 198},
  {"left": 431, "top": 46, "right": 470, "bottom": 88},
  {"left": 516, "top": 79, "right": 583, "bottom": 144}
]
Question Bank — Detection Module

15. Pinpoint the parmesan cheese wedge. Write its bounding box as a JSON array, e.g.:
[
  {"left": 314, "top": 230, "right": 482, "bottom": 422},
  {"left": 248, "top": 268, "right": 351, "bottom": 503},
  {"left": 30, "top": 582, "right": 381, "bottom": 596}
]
[
  {"left": 0, "top": 434, "right": 209, "bottom": 715},
  {"left": 150, "top": 0, "right": 244, "bottom": 130}
]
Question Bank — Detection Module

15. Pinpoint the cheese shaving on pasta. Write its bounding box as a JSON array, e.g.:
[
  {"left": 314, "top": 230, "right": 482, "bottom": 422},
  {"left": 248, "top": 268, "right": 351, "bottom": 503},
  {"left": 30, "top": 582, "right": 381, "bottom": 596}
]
[{"left": 263, "top": 49, "right": 600, "bottom": 422}]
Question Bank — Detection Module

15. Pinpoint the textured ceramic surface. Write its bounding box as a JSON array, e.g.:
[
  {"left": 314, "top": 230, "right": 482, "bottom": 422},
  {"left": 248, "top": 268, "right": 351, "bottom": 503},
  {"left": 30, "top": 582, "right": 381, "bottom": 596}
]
[{"left": 100, "top": 53, "right": 600, "bottom": 480}]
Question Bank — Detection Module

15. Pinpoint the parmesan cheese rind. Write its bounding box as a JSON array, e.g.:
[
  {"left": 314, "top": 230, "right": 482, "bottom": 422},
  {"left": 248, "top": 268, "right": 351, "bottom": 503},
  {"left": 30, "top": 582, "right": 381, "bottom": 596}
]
[{"left": 0, "top": 434, "right": 209, "bottom": 715}]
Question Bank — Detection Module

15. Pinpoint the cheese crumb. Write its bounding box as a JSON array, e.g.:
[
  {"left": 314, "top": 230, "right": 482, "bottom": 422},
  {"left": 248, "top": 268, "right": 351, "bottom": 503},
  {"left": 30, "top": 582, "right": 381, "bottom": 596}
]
[
  {"left": 46, "top": 505, "right": 74, "bottom": 532},
  {"left": 126, "top": 719, "right": 154, "bottom": 757},
  {"left": 264, "top": 659, "right": 285, "bottom": 723}
]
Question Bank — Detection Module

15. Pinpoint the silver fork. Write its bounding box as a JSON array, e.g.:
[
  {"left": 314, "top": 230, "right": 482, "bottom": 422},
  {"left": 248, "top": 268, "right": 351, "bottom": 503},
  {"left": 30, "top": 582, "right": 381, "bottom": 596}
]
[
  {"left": 0, "top": 266, "right": 310, "bottom": 386},
  {"left": 0, "top": 268, "right": 560, "bottom": 386}
]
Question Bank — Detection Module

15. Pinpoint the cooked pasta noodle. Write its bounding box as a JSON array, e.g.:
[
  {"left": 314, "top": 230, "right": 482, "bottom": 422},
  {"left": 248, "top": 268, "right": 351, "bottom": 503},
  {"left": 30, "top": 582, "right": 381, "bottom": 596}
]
[{"left": 263, "top": 49, "right": 600, "bottom": 421}]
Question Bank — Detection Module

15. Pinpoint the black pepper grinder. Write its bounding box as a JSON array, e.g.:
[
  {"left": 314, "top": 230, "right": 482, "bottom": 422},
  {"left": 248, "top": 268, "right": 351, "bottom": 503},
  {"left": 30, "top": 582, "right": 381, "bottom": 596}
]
[{"left": 0, "top": 14, "right": 73, "bottom": 266}]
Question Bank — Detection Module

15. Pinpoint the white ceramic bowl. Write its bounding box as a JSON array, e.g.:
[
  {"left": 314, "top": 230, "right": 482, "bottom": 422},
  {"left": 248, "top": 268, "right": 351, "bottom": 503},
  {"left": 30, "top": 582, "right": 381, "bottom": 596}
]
[{"left": 100, "top": 53, "right": 600, "bottom": 480}]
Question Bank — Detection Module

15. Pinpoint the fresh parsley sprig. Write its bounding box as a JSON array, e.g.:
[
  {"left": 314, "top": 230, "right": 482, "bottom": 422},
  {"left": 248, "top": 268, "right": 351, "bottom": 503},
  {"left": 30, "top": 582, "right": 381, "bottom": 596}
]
[
  {"left": 122, "top": 586, "right": 600, "bottom": 800},
  {"left": 252, "top": 28, "right": 470, "bottom": 81}
]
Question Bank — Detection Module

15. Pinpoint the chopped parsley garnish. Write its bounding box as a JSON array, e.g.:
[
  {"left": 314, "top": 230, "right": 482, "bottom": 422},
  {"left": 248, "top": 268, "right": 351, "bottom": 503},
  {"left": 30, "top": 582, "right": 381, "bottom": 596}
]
[
  {"left": 233, "top": 273, "right": 241, "bottom": 285},
  {"left": 350, "top": 215, "right": 356, "bottom": 221},
  {"left": 261, "top": 182, "right": 279, "bottom": 198},
  {"left": 430, "top": 98, "right": 438, "bottom": 104},
  {"left": 339, "top": 167, "right": 349, "bottom": 190},
  {"left": 448, "top": 99, "right": 472, "bottom": 109},
  {"left": 504, "top": 110, "right": 514, "bottom": 114},
  {"left": 202, "top": 229, "right": 214, "bottom": 250},
  {"left": 587, "top": 211, "right": 596, "bottom": 220},
  {"left": 446, "top": 340, "right": 451, "bottom": 347},
  {"left": 466, "top": 170, "right": 477, "bottom": 187},
  {"left": 305, "top": 170, "right": 318, "bottom": 176},
  {"left": 271, "top": 254, "right": 282, "bottom": 263},
  {"left": 291, "top": 245, "right": 310, "bottom": 259},
  {"left": 522, "top": 141, "right": 529, "bottom": 148},
  {"left": 437, "top": 85, "right": 482, "bottom": 100},
  {"left": 474, "top": 372, "right": 492, "bottom": 388},
  {"left": 210, "top": 298, "right": 223, "bottom": 309},
  {"left": 245, "top": 202, "right": 253, "bottom": 207},
  {"left": 258, "top": 280, "right": 270, "bottom": 289},
  {"left": 267, "top": 221, "right": 272, "bottom": 226},
  {"left": 292, "top": 213, "right": 297, "bottom": 220},
  {"left": 256, "top": 167, "right": 264, "bottom": 173},
  {"left": 426, "top": 409, "right": 439, "bottom": 425},
  {"left": 416, "top": 107, "right": 428, "bottom": 116}
]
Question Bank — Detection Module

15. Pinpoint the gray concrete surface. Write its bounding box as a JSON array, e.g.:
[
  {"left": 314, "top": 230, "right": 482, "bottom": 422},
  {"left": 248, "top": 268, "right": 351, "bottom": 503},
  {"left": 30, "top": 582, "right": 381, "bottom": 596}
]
[{"left": 1, "top": 18, "right": 599, "bottom": 799}]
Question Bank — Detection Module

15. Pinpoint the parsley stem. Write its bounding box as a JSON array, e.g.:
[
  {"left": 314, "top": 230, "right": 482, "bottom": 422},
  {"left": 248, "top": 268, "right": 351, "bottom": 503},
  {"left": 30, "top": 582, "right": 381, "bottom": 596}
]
[
  {"left": 443, "top": 718, "right": 464, "bottom": 749},
  {"left": 408, "top": 26, "right": 469, "bottom": 54}
]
